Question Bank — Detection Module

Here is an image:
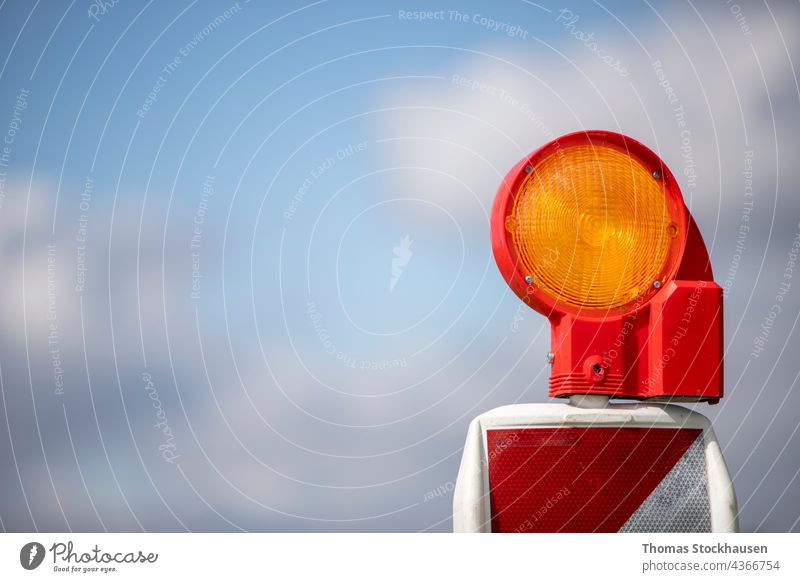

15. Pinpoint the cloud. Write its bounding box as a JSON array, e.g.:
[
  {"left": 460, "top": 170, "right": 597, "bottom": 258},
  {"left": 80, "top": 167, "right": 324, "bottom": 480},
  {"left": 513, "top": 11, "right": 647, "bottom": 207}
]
[{"left": 372, "top": 2, "right": 800, "bottom": 235}]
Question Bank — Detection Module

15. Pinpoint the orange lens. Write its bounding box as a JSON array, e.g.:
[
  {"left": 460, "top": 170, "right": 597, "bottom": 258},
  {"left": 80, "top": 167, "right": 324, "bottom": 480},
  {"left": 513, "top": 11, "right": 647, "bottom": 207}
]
[{"left": 508, "top": 144, "right": 677, "bottom": 309}]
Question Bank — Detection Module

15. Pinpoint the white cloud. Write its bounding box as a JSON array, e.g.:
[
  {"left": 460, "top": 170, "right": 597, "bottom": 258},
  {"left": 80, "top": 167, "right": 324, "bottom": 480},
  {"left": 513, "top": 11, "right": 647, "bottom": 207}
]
[{"left": 372, "top": 2, "right": 800, "bottom": 234}]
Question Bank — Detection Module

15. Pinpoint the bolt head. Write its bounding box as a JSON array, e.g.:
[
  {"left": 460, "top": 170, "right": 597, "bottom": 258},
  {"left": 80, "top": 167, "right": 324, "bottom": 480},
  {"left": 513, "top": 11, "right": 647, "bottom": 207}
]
[
  {"left": 524, "top": 275, "right": 533, "bottom": 284},
  {"left": 525, "top": 165, "right": 533, "bottom": 174},
  {"left": 653, "top": 280, "right": 662, "bottom": 288},
  {"left": 546, "top": 352, "right": 555, "bottom": 364},
  {"left": 652, "top": 170, "right": 661, "bottom": 179}
]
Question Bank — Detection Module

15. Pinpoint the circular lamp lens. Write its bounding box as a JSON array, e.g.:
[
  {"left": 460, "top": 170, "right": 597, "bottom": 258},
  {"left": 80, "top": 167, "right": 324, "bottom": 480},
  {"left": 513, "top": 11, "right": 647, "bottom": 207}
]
[{"left": 508, "top": 143, "right": 678, "bottom": 310}]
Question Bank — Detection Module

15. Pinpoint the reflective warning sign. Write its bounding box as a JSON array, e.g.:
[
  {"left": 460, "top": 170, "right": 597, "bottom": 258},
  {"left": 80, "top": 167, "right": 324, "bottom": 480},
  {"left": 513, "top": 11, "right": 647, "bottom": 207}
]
[{"left": 486, "top": 427, "right": 710, "bottom": 533}]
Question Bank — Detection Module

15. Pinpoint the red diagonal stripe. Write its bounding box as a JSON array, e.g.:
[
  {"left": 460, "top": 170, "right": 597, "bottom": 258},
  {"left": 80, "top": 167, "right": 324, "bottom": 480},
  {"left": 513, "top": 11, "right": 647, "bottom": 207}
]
[{"left": 487, "top": 427, "right": 702, "bottom": 532}]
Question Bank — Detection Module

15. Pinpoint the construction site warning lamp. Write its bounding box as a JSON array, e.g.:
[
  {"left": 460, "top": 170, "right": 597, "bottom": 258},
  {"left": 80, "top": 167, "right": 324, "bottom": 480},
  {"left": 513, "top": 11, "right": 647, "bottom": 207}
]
[{"left": 491, "top": 130, "right": 723, "bottom": 402}]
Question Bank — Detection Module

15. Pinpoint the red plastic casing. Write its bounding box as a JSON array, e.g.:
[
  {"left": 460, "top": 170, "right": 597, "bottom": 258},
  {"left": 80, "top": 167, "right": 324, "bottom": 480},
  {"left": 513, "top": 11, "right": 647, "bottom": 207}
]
[{"left": 491, "top": 130, "right": 723, "bottom": 403}]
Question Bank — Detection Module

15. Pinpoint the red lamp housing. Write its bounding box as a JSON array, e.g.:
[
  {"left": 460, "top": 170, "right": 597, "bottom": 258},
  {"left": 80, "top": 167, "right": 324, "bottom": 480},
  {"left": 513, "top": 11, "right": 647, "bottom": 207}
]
[{"left": 491, "top": 130, "right": 723, "bottom": 402}]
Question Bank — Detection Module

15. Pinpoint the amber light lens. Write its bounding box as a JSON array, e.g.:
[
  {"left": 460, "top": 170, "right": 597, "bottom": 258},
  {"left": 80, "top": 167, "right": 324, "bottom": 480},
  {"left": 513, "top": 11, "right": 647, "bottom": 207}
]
[{"left": 507, "top": 144, "right": 677, "bottom": 310}]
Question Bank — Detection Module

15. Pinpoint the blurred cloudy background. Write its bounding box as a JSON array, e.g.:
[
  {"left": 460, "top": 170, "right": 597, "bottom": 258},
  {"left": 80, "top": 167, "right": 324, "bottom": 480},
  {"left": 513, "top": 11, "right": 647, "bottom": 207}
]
[{"left": 0, "top": 0, "right": 798, "bottom": 532}]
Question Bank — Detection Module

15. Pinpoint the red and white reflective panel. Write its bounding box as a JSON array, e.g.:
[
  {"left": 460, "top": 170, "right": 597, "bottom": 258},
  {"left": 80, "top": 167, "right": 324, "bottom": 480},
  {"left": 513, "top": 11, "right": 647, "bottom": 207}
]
[
  {"left": 452, "top": 402, "right": 738, "bottom": 533},
  {"left": 487, "top": 427, "right": 708, "bottom": 533}
]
